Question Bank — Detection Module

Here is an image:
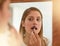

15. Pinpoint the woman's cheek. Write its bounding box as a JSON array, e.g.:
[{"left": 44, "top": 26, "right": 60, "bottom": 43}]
[
  {"left": 25, "top": 22, "right": 32, "bottom": 33},
  {"left": 0, "top": 15, "right": 2, "bottom": 21},
  {"left": 7, "top": 11, "right": 11, "bottom": 19},
  {"left": 5, "top": 9, "right": 11, "bottom": 20},
  {"left": 38, "top": 23, "right": 42, "bottom": 32}
]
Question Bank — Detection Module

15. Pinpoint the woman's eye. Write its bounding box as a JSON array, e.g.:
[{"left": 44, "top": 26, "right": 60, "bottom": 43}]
[
  {"left": 28, "top": 18, "right": 33, "bottom": 21},
  {"left": 37, "top": 18, "right": 41, "bottom": 22}
]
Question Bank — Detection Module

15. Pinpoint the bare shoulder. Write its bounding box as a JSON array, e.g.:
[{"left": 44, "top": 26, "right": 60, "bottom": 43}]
[
  {"left": 8, "top": 24, "right": 18, "bottom": 36},
  {"left": 43, "top": 37, "right": 49, "bottom": 46}
]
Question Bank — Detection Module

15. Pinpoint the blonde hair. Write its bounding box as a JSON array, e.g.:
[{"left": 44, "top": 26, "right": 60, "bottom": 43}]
[{"left": 19, "top": 7, "right": 47, "bottom": 46}]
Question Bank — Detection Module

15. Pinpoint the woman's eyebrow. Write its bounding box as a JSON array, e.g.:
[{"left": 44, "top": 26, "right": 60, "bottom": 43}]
[
  {"left": 37, "top": 16, "right": 41, "bottom": 18},
  {"left": 28, "top": 16, "right": 34, "bottom": 18},
  {"left": 28, "top": 16, "right": 41, "bottom": 18}
]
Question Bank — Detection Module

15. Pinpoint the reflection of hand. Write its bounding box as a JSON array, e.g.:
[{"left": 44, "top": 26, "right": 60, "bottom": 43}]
[{"left": 27, "top": 31, "right": 41, "bottom": 46}]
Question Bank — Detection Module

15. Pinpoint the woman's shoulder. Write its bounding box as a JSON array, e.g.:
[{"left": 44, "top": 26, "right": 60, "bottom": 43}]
[
  {"left": 43, "top": 37, "right": 49, "bottom": 46},
  {"left": 8, "top": 24, "right": 18, "bottom": 36}
]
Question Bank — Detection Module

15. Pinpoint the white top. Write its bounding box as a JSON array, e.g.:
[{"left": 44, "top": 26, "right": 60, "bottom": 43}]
[{"left": 0, "top": 30, "right": 21, "bottom": 46}]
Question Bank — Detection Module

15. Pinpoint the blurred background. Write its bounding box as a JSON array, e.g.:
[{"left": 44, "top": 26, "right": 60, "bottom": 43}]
[{"left": 53, "top": 0, "right": 60, "bottom": 46}]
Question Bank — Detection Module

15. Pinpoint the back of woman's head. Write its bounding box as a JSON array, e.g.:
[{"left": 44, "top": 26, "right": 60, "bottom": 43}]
[{"left": 0, "top": 0, "right": 5, "bottom": 9}]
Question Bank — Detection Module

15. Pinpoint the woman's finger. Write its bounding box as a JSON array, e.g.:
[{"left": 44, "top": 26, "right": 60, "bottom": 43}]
[
  {"left": 31, "top": 32, "right": 38, "bottom": 43},
  {"left": 33, "top": 31, "right": 41, "bottom": 46},
  {"left": 33, "top": 31, "right": 41, "bottom": 41},
  {"left": 28, "top": 32, "right": 37, "bottom": 46},
  {"left": 28, "top": 31, "right": 41, "bottom": 46},
  {"left": 29, "top": 34, "right": 34, "bottom": 46}
]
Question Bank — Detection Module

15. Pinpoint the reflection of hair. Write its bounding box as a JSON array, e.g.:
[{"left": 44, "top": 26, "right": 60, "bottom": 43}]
[
  {"left": 0, "top": 0, "right": 5, "bottom": 9},
  {"left": 19, "top": 7, "right": 48, "bottom": 46}
]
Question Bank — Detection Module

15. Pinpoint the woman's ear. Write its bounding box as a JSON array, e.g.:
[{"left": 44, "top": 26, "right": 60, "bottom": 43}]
[{"left": 22, "top": 21, "right": 25, "bottom": 27}]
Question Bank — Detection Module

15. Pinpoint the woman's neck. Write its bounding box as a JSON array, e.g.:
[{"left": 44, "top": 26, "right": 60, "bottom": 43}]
[{"left": 0, "top": 21, "right": 9, "bottom": 33}]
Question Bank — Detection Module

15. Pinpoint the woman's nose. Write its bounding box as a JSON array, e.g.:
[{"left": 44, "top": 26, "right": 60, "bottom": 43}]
[{"left": 33, "top": 20, "right": 37, "bottom": 25}]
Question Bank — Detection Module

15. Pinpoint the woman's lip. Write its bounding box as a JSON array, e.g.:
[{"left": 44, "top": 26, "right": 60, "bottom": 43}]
[{"left": 31, "top": 26, "right": 37, "bottom": 30}]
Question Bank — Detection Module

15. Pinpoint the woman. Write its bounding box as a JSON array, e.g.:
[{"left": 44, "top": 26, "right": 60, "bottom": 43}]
[
  {"left": 0, "top": 0, "right": 22, "bottom": 46},
  {"left": 19, "top": 7, "right": 48, "bottom": 46}
]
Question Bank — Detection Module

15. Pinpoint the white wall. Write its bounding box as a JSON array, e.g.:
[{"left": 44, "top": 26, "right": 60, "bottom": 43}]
[{"left": 10, "top": 1, "right": 52, "bottom": 46}]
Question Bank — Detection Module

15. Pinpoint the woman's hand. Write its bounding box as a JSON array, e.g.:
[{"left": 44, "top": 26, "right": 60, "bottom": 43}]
[{"left": 27, "top": 31, "right": 41, "bottom": 46}]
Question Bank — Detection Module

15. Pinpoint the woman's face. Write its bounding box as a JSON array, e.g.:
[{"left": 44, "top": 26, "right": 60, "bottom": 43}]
[
  {"left": 0, "top": 0, "right": 11, "bottom": 23},
  {"left": 22, "top": 11, "right": 42, "bottom": 34}
]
